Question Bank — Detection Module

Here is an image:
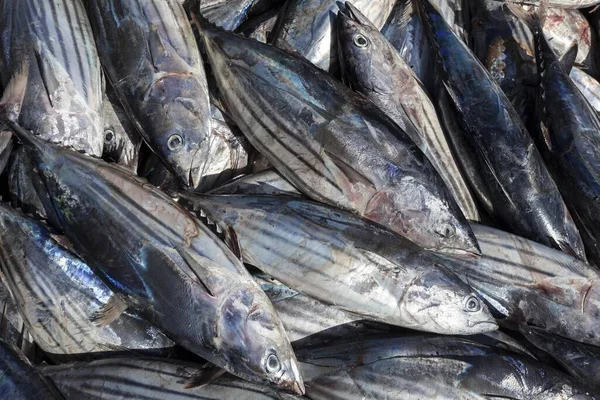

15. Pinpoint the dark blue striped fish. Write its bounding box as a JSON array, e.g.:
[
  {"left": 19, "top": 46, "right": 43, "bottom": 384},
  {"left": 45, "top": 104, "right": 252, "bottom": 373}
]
[{"left": 0, "top": 0, "right": 104, "bottom": 156}]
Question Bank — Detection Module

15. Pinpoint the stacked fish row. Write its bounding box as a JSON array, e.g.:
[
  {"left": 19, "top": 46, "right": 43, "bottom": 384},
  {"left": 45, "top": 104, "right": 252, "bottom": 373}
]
[{"left": 0, "top": 0, "right": 598, "bottom": 398}]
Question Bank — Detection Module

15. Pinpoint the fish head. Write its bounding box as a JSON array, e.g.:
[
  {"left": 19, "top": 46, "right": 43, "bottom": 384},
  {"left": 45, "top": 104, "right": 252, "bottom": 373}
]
[
  {"left": 142, "top": 73, "right": 212, "bottom": 189},
  {"left": 336, "top": 3, "right": 389, "bottom": 92},
  {"left": 364, "top": 187, "right": 481, "bottom": 257},
  {"left": 402, "top": 264, "right": 498, "bottom": 334},
  {"left": 217, "top": 282, "right": 304, "bottom": 394}
]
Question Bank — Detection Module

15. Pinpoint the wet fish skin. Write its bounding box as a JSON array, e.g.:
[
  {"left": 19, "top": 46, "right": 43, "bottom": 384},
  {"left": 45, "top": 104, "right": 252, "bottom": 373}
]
[
  {"left": 441, "top": 223, "right": 600, "bottom": 347},
  {"left": 181, "top": 194, "right": 497, "bottom": 335},
  {"left": 0, "top": 0, "right": 104, "bottom": 156},
  {"left": 197, "top": 20, "right": 479, "bottom": 256},
  {"left": 101, "top": 85, "right": 142, "bottom": 173},
  {"left": 418, "top": 0, "right": 586, "bottom": 260},
  {"left": 0, "top": 281, "right": 36, "bottom": 360},
  {"left": 11, "top": 125, "right": 303, "bottom": 394},
  {"left": 337, "top": 5, "right": 478, "bottom": 221},
  {"left": 87, "top": 0, "right": 212, "bottom": 189},
  {"left": 297, "top": 334, "right": 596, "bottom": 399},
  {"left": 0, "top": 202, "right": 175, "bottom": 359},
  {"left": 271, "top": 0, "right": 395, "bottom": 72},
  {"left": 522, "top": 326, "right": 600, "bottom": 392},
  {"left": 42, "top": 358, "right": 298, "bottom": 400},
  {"left": 0, "top": 340, "right": 63, "bottom": 399},
  {"left": 509, "top": 4, "right": 600, "bottom": 268},
  {"left": 571, "top": 67, "right": 600, "bottom": 114},
  {"left": 469, "top": 0, "right": 537, "bottom": 127},
  {"left": 209, "top": 169, "right": 301, "bottom": 196}
]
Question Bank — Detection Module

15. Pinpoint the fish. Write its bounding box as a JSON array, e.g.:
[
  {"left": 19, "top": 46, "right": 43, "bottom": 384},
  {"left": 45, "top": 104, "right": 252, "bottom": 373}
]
[
  {"left": 254, "top": 274, "right": 365, "bottom": 343},
  {"left": 196, "top": 17, "right": 480, "bottom": 256},
  {"left": 382, "top": 0, "right": 433, "bottom": 90},
  {"left": 498, "top": 0, "right": 600, "bottom": 7},
  {"left": 469, "top": 0, "right": 537, "bottom": 127},
  {"left": 209, "top": 169, "right": 301, "bottom": 196},
  {"left": 0, "top": 0, "right": 104, "bottom": 156},
  {"left": 507, "top": 1, "right": 600, "bottom": 268},
  {"left": 0, "top": 339, "right": 64, "bottom": 399},
  {"left": 42, "top": 358, "right": 298, "bottom": 400},
  {"left": 297, "top": 334, "right": 597, "bottom": 399},
  {"left": 86, "top": 0, "right": 213, "bottom": 189},
  {"left": 9, "top": 123, "right": 304, "bottom": 394},
  {"left": 180, "top": 194, "right": 497, "bottom": 334},
  {"left": 198, "top": 0, "right": 256, "bottom": 31},
  {"left": 440, "top": 223, "right": 600, "bottom": 347},
  {"left": 271, "top": 0, "right": 395, "bottom": 72},
  {"left": 0, "top": 281, "right": 36, "bottom": 361},
  {"left": 100, "top": 85, "right": 142, "bottom": 173},
  {"left": 418, "top": 0, "right": 586, "bottom": 260},
  {"left": 522, "top": 326, "right": 600, "bottom": 392},
  {"left": 0, "top": 202, "right": 175, "bottom": 359},
  {"left": 0, "top": 124, "right": 13, "bottom": 176},
  {"left": 337, "top": 4, "right": 479, "bottom": 222},
  {"left": 431, "top": 0, "right": 470, "bottom": 41},
  {"left": 240, "top": 7, "right": 281, "bottom": 43},
  {"left": 571, "top": 67, "right": 600, "bottom": 114}
]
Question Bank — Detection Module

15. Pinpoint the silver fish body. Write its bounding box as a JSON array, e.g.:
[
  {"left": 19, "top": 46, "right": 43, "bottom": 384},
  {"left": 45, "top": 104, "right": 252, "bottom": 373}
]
[
  {"left": 0, "top": 202, "right": 175, "bottom": 359},
  {"left": 11, "top": 125, "right": 303, "bottom": 394},
  {"left": 197, "top": 21, "right": 479, "bottom": 256},
  {"left": 297, "top": 334, "right": 597, "bottom": 399},
  {"left": 0, "top": 0, "right": 104, "bottom": 156},
  {"left": 42, "top": 358, "right": 298, "bottom": 400},
  {"left": 337, "top": 5, "right": 478, "bottom": 221},
  {"left": 180, "top": 194, "right": 497, "bottom": 335},
  {"left": 571, "top": 67, "right": 600, "bottom": 114},
  {"left": 271, "top": 0, "right": 395, "bottom": 72},
  {"left": 87, "top": 0, "right": 213, "bottom": 189},
  {"left": 442, "top": 223, "right": 600, "bottom": 347}
]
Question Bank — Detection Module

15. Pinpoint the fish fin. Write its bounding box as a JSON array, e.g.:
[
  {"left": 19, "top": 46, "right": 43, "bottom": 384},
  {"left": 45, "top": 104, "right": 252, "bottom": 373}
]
[
  {"left": 90, "top": 294, "right": 128, "bottom": 327},
  {"left": 147, "top": 23, "right": 171, "bottom": 72},
  {"left": 6, "top": 121, "right": 46, "bottom": 151},
  {"left": 275, "top": 40, "right": 311, "bottom": 60},
  {"left": 49, "top": 234, "right": 79, "bottom": 256},
  {"left": 505, "top": 0, "right": 548, "bottom": 30},
  {"left": 324, "top": 149, "right": 376, "bottom": 190},
  {"left": 0, "top": 61, "right": 29, "bottom": 123},
  {"left": 174, "top": 246, "right": 216, "bottom": 297},
  {"left": 183, "top": 364, "right": 226, "bottom": 388},
  {"left": 559, "top": 42, "right": 578, "bottom": 74},
  {"left": 224, "top": 226, "right": 243, "bottom": 262}
]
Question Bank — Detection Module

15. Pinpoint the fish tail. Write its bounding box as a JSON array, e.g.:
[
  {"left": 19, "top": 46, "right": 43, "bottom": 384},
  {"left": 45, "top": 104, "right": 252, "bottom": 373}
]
[
  {"left": 505, "top": 0, "right": 548, "bottom": 32},
  {"left": 191, "top": 0, "right": 219, "bottom": 33}
]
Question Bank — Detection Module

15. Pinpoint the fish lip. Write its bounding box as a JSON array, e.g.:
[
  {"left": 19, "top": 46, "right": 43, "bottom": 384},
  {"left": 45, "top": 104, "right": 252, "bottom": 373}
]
[
  {"left": 434, "top": 247, "right": 482, "bottom": 259},
  {"left": 467, "top": 320, "right": 498, "bottom": 331},
  {"left": 292, "top": 380, "right": 306, "bottom": 395}
]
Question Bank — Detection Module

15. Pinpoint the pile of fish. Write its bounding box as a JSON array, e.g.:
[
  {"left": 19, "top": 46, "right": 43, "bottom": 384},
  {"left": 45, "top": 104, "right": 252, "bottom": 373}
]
[{"left": 0, "top": 0, "right": 600, "bottom": 398}]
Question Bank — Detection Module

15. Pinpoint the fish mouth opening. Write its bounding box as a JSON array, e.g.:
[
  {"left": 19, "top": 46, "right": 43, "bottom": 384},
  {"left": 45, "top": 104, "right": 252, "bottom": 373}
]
[
  {"left": 338, "top": 2, "right": 372, "bottom": 26},
  {"left": 188, "top": 146, "right": 205, "bottom": 189},
  {"left": 434, "top": 246, "right": 482, "bottom": 259}
]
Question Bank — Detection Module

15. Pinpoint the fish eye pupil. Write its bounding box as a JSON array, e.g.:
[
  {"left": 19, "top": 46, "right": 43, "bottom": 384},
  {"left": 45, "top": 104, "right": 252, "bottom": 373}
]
[
  {"left": 354, "top": 34, "right": 368, "bottom": 48},
  {"left": 266, "top": 354, "right": 280, "bottom": 372},
  {"left": 104, "top": 129, "right": 115, "bottom": 143},
  {"left": 168, "top": 134, "right": 183, "bottom": 151}
]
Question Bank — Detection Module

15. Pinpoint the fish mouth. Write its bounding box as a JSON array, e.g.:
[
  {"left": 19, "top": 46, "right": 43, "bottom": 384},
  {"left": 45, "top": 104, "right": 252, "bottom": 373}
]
[
  {"left": 435, "top": 246, "right": 482, "bottom": 259},
  {"left": 188, "top": 146, "right": 205, "bottom": 189},
  {"left": 338, "top": 2, "right": 374, "bottom": 26},
  {"left": 467, "top": 320, "right": 498, "bottom": 332}
]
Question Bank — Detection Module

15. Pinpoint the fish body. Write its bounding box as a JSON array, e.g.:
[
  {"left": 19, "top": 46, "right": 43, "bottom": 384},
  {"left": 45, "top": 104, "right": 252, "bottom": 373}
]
[
  {"left": 0, "top": 202, "right": 174, "bottom": 358},
  {"left": 522, "top": 326, "right": 600, "bottom": 392},
  {"left": 442, "top": 223, "right": 600, "bottom": 347},
  {"left": 510, "top": 4, "right": 600, "bottom": 267},
  {"left": 0, "top": 0, "right": 104, "bottom": 156},
  {"left": 571, "top": 67, "right": 600, "bottom": 114},
  {"left": 337, "top": 5, "right": 478, "bottom": 221},
  {"left": 87, "top": 0, "right": 213, "bottom": 189},
  {"left": 0, "top": 340, "right": 63, "bottom": 399},
  {"left": 297, "top": 334, "right": 596, "bottom": 399},
  {"left": 12, "top": 125, "right": 303, "bottom": 393},
  {"left": 418, "top": 0, "right": 585, "bottom": 260},
  {"left": 271, "top": 0, "right": 395, "bottom": 72},
  {"left": 197, "top": 20, "right": 479, "bottom": 256},
  {"left": 181, "top": 194, "right": 497, "bottom": 334},
  {"left": 42, "top": 358, "right": 298, "bottom": 400}
]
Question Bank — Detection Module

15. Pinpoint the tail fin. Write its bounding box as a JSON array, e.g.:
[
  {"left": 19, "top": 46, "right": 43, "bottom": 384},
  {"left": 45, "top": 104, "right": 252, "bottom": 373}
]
[{"left": 505, "top": 0, "right": 548, "bottom": 31}]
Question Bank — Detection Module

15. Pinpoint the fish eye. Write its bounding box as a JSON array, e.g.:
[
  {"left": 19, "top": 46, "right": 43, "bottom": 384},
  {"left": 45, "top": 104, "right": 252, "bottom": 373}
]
[
  {"left": 266, "top": 354, "right": 281, "bottom": 373},
  {"left": 353, "top": 34, "right": 369, "bottom": 48},
  {"left": 435, "top": 224, "right": 456, "bottom": 238},
  {"left": 464, "top": 295, "right": 482, "bottom": 313},
  {"left": 168, "top": 134, "right": 184, "bottom": 151},
  {"left": 104, "top": 129, "right": 115, "bottom": 143}
]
